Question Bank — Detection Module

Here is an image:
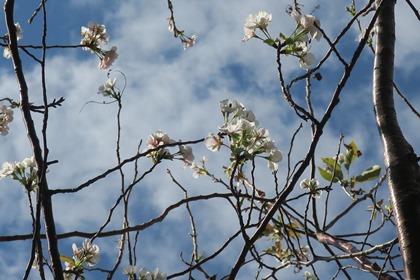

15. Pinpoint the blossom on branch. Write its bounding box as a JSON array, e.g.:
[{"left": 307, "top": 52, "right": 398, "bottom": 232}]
[
  {"left": 204, "top": 133, "right": 223, "bottom": 152},
  {"left": 80, "top": 23, "right": 108, "bottom": 52},
  {"left": 98, "top": 46, "right": 118, "bottom": 69},
  {"left": 212, "top": 99, "right": 282, "bottom": 173},
  {"left": 98, "top": 77, "right": 117, "bottom": 97},
  {"left": 72, "top": 239, "right": 100, "bottom": 267},
  {"left": 242, "top": 11, "right": 272, "bottom": 41},
  {"left": 182, "top": 35, "right": 197, "bottom": 49},
  {"left": 0, "top": 156, "right": 38, "bottom": 191},
  {"left": 138, "top": 268, "right": 167, "bottom": 280},
  {"left": 0, "top": 102, "right": 14, "bottom": 135},
  {"left": 300, "top": 178, "right": 322, "bottom": 198},
  {"left": 123, "top": 265, "right": 138, "bottom": 278}
]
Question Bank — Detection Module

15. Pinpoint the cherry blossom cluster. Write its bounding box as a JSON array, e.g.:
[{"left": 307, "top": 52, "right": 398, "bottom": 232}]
[
  {"left": 123, "top": 266, "right": 167, "bottom": 280},
  {"left": 0, "top": 156, "right": 38, "bottom": 192},
  {"left": 0, "top": 102, "right": 14, "bottom": 135},
  {"left": 146, "top": 130, "right": 194, "bottom": 167},
  {"left": 242, "top": 10, "right": 322, "bottom": 69},
  {"left": 205, "top": 99, "right": 282, "bottom": 173},
  {"left": 242, "top": 11, "right": 272, "bottom": 42},
  {"left": 167, "top": 17, "right": 198, "bottom": 50},
  {"left": 80, "top": 23, "right": 118, "bottom": 69},
  {"left": 62, "top": 239, "right": 100, "bottom": 280},
  {"left": 2, "top": 22, "right": 22, "bottom": 59}
]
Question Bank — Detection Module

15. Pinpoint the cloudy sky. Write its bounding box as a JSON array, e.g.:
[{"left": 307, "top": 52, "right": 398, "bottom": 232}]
[{"left": 0, "top": 0, "right": 419, "bottom": 279}]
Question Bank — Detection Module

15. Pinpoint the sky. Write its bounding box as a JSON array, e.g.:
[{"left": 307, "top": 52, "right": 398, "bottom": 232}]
[{"left": 0, "top": 0, "right": 419, "bottom": 279}]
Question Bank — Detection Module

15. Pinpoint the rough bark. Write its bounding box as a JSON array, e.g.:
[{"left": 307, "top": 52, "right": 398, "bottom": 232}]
[{"left": 373, "top": 0, "right": 420, "bottom": 279}]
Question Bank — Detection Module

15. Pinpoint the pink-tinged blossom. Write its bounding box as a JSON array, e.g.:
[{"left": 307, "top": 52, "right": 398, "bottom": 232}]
[
  {"left": 204, "top": 134, "right": 223, "bottom": 152},
  {"left": 98, "top": 46, "right": 118, "bottom": 69},
  {"left": 147, "top": 130, "right": 174, "bottom": 149},
  {"left": 183, "top": 35, "right": 197, "bottom": 49}
]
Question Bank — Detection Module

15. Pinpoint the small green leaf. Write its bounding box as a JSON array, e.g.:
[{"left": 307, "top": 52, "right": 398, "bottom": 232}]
[
  {"left": 60, "top": 255, "right": 74, "bottom": 265},
  {"left": 355, "top": 165, "right": 381, "bottom": 183},
  {"left": 321, "top": 157, "right": 343, "bottom": 180},
  {"left": 279, "top": 32, "right": 288, "bottom": 40},
  {"left": 318, "top": 167, "right": 338, "bottom": 182},
  {"left": 264, "top": 38, "right": 277, "bottom": 47}
]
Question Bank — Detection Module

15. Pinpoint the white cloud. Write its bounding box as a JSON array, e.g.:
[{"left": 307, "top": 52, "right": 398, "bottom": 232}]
[{"left": 0, "top": 0, "right": 417, "bottom": 278}]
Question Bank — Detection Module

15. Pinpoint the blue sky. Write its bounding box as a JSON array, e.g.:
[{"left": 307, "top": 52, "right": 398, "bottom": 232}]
[{"left": 0, "top": 0, "right": 419, "bottom": 279}]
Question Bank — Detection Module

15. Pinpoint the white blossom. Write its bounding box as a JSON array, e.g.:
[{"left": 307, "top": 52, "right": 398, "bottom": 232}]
[
  {"left": 98, "top": 46, "right": 118, "bottom": 69},
  {"left": 300, "top": 178, "right": 321, "bottom": 198},
  {"left": 19, "top": 156, "right": 36, "bottom": 169},
  {"left": 152, "top": 268, "right": 167, "bottom": 280},
  {"left": 72, "top": 239, "right": 100, "bottom": 267},
  {"left": 0, "top": 102, "right": 14, "bottom": 135},
  {"left": 204, "top": 134, "right": 223, "bottom": 152},
  {"left": 167, "top": 18, "right": 175, "bottom": 33},
  {"left": 138, "top": 268, "right": 167, "bottom": 280},
  {"left": 242, "top": 11, "right": 272, "bottom": 41},
  {"left": 299, "top": 52, "right": 316, "bottom": 69},
  {"left": 299, "top": 15, "right": 322, "bottom": 41},
  {"left": 242, "top": 26, "right": 256, "bottom": 42},
  {"left": 123, "top": 265, "right": 138, "bottom": 276},
  {"left": 3, "top": 47, "right": 12, "bottom": 59},
  {"left": 0, "top": 161, "right": 15, "bottom": 178},
  {"left": 223, "top": 118, "right": 255, "bottom": 135},
  {"left": 147, "top": 130, "right": 174, "bottom": 149},
  {"left": 80, "top": 23, "right": 108, "bottom": 50},
  {"left": 98, "top": 78, "right": 117, "bottom": 96},
  {"left": 190, "top": 158, "right": 207, "bottom": 179},
  {"left": 183, "top": 35, "right": 197, "bottom": 49}
]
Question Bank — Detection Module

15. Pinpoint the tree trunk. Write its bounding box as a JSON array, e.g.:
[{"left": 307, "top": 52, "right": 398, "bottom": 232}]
[{"left": 372, "top": 0, "right": 420, "bottom": 279}]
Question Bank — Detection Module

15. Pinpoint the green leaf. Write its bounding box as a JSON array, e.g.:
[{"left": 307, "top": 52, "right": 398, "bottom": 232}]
[
  {"left": 355, "top": 165, "right": 381, "bottom": 183},
  {"left": 279, "top": 32, "right": 288, "bottom": 40},
  {"left": 321, "top": 157, "right": 343, "bottom": 180},
  {"left": 264, "top": 38, "right": 277, "bottom": 47},
  {"left": 318, "top": 167, "right": 338, "bottom": 183},
  {"left": 60, "top": 255, "right": 74, "bottom": 265}
]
